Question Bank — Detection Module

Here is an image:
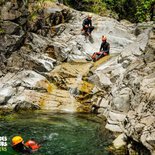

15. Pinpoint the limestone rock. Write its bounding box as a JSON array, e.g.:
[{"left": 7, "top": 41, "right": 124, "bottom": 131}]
[
  {"left": 105, "top": 123, "right": 122, "bottom": 132},
  {"left": 108, "top": 111, "right": 126, "bottom": 122},
  {"left": 113, "top": 133, "right": 127, "bottom": 149},
  {"left": 0, "top": 86, "right": 15, "bottom": 105}
]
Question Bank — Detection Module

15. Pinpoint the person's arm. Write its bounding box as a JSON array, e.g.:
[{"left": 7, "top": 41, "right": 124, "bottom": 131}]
[
  {"left": 24, "top": 144, "right": 33, "bottom": 153},
  {"left": 99, "top": 42, "right": 103, "bottom": 52},
  {"left": 89, "top": 20, "right": 92, "bottom": 27},
  {"left": 82, "top": 19, "right": 86, "bottom": 27}
]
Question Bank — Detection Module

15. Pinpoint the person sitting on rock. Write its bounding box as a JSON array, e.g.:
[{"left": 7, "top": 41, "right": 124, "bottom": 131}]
[
  {"left": 82, "top": 14, "right": 94, "bottom": 36},
  {"left": 91, "top": 35, "right": 110, "bottom": 62},
  {"left": 12, "top": 136, "right": 41, "bottom": 154}
]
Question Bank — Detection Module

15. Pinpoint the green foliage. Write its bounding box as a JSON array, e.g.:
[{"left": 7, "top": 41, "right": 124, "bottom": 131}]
[
  {"left": 65, "top": 0, "right": 155, "bottom": 22},
  {"left": 136, "top": 0, "right": 155, "bottom": 22},
  {"left": 86, "top": 0, "right": 107, "bottom": 15},
  {"left": 64, "top": 0, "right": 107, "bottom": 15},
  {"left": 0, "top": 0, "right": 6, "bottom": 6}
]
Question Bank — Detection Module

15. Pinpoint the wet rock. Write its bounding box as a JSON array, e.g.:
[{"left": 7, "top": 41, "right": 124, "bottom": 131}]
[{"left": 14, "top": 101, "right": 40, "bottom": 112}]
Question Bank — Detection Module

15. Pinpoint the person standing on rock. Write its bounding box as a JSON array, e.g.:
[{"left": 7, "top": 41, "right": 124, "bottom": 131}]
[
  {"left": 91, "top": 35, "right": 110, "bottom": 62},
  {"left": 82, "top": 14, "right": 94, "bottom": 36}
]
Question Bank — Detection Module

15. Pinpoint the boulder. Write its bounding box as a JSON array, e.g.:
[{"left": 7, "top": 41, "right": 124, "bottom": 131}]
[
  {"left": 113, "top": 133, "right": 127, "bottom": 149},
  {"left": 1, "top": 21, "right": 21, "bottom": 35},
  {"left": 0, "top": 86, "right": 15, "bottom": 105},
  {"left": 105, "top": 123, "right": 122, "bottom": 132},
  {"left": 14, "top": 101, "right": 40, "bottom": 112}
]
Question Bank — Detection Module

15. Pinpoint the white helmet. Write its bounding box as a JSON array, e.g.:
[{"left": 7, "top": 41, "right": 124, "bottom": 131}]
[{"left": 88, "top": 13, "right": 92, "bottom": 18}]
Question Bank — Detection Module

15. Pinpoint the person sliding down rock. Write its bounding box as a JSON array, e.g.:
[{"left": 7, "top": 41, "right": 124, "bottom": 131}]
[
  {"left": 91, "top": 35, "right": 110, "bottom": 62},
  {"left": 12, "top": 136, "right": 41, "bottom": 154},
  {"left": 82, "top": 14, "right": 94, "bottom": 36}
]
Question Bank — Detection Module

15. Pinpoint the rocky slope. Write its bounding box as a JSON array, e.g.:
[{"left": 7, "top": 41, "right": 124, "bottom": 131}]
[
  {"left": 0, "top": 0, "right": 155, "bottom": 154},
  {"left": 90, "top": 26, "right": 155, "bottom": 153}
]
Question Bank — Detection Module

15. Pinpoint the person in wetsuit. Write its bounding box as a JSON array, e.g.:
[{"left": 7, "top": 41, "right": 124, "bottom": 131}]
[
  {"left": 91, "top": 35, "right": 110, "bottom": 62},
  {"left": 12, "top": 136, "right": 32, "bottom": 154},
  {"left": 12, "top": 136, "right": 40, "bottom": 154},
  {"left": 82, "top": 14, "right": 94, "bottom": 36}
]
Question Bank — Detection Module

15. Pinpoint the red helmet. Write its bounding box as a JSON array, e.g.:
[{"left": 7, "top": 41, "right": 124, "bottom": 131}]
[{"left": 102, "top": 36, "right": 107, "bottom": 41}]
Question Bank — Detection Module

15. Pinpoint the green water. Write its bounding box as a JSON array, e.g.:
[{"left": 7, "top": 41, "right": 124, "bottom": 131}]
[{"left": 0, "top": 111, "right": 114, "bottom": 155}]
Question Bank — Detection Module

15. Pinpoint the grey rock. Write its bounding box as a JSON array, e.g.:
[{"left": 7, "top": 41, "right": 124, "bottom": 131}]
[
  {"left": 1, "top": 21, "right": 21, "bottom": 35},
  {"left": 0, "top": 32, "right": 25, "bottom": 56},
  {"left": 105, "top": 123, "right": 122, "bottom": 132},
  {"left": 0, "top": 86, "right": 15, "bottom": 105},
  {"left": 108, "top": 111, "right": 126, "bottom": 122},
  {"left": 14, "top": 101, "right": 40, "bottom": 112},
  {"left": 113, "top": 133, "right": 127, "bottom": 149}
]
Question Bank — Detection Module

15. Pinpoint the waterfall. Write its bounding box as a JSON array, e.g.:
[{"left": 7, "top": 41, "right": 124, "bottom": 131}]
[{"left": 69, "top": 74, "right": 82, "bottom": 96}]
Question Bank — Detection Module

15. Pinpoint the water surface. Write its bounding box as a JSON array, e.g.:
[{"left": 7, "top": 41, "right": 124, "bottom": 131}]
[{"left": 0, "top": 111, "right": 114, "bottom": 155}]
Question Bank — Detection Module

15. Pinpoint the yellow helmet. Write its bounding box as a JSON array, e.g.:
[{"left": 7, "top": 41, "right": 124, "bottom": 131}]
[{"left": 12, "top": 136, "right": 23, "bottom": 146}]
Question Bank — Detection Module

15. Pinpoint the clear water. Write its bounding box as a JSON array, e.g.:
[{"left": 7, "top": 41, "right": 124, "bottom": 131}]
[{"left": 0, "top": 111, "right": 114, "bottom": 155}]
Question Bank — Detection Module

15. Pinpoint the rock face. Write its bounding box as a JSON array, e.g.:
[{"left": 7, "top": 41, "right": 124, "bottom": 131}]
[
  {"left": 0, "top": 1, "right": 71, "bottom": 74},
  {"left": 90, "top": 25, "right": 155, "bottom": 153},
  {"left": 0, "top": 0, "right": 135, "bottom": 111},
  {"left": 122, "top": 29, "right": 155, "bottom": 154}
]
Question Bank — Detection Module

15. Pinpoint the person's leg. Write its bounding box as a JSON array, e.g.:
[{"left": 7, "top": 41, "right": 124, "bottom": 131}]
[
  {"left": 91, "top": 53, "right": 96, "bottom": 59},
  {"left": 88, "top": 26, "right": 94, "bottom": 34},
  {"left": 82, "top": 27, "right": 88, "bottom": 35},
  {"left": 96, "top": 52, "right": 108, "bottom": 60},
  {"left": 91, "top": 52, "right": 101, "bottom": 61}
]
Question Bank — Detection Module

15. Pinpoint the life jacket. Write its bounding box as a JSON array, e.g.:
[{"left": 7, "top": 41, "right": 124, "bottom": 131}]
[{"left": 25, "top": 140, "right": 41, "bottom": 150}]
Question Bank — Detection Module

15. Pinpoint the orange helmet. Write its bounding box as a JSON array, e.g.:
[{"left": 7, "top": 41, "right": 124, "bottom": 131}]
[
  {"left": 25, "top": 140, "right": 41, "bottom": 150},
  {"left": 12, "top": 136, "right": 23, "bottom": 146},
  {"left": 102, "top": 36, "right": 107, "bottom": 41}
]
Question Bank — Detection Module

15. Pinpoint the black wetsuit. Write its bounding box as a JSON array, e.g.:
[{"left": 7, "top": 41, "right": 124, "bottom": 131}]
[
  {"left": 95, "top": 41, "right": 110, "bottom": 60},
  {"left": 82, "top": 18, "right": 92, "bottom": 27},
  {"left": 82, "top": 18, "right": 94, "bottom": 34},
  {"left": 12, "top": 142, "right": 32, "bottom": 154},
  {"left": 99, "top": 41, "right": 110, "bottom": 54}
]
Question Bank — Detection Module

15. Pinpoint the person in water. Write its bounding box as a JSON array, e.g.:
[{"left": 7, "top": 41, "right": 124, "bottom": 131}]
[{"left": 12, "top": 136, "right": 41, "bottom": 154}]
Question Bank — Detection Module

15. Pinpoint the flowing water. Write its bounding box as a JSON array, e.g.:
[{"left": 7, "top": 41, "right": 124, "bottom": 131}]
[{"left": 0, "top": 111, "right": 115, "bottom": 155}]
